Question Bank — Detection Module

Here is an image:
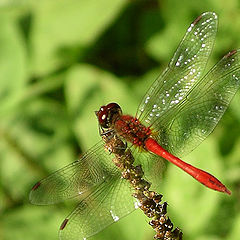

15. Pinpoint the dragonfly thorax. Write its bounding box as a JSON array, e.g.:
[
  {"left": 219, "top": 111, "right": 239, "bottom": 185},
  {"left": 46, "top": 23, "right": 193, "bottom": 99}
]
[
  {"left": 114, "top": 115, "right": 152, "bottom": 148},
  {"left": 96, "top": 103, "right": 152, "bottom": 148}
]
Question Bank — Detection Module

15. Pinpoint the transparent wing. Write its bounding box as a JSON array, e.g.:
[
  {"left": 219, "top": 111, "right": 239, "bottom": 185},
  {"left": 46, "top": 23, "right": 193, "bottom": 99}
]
[
  {"left": 59, "top": 173, "right": 138, "bottom": 240},
  {"left": 29, "top": 141, "right": 120, "bottom": 205},
  {"left": 137, "top": 12, "right": 218, "bottom": 126},
  {"left": 154, "top": 49, "right": 240, "bottom": 156},
  {"left": 132, "top": 148, "right": 165, "bottom": 191}
]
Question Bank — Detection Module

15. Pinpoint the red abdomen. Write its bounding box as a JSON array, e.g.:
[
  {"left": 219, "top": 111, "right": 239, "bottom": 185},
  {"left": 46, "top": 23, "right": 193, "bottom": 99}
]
[{"left": 114, "top": 115, "right": 152, "bottom": 147}]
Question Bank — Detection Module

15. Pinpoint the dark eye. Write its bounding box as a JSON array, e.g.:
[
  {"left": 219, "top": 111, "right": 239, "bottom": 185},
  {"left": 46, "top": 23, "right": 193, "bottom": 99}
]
[{"left": 96, "top": 103, "right": 122, "bottom": 128}]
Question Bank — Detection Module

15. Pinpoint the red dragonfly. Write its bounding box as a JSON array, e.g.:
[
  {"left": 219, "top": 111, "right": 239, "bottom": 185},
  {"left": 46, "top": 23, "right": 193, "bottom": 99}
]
[{"left": 30, "top": 12, "right": 240, "bottom": 240}]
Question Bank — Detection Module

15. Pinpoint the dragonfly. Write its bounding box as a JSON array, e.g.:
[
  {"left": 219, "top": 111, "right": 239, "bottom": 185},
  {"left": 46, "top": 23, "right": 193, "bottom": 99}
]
[{"left": 29, "top": 12, "right": 240, "bottom": 240}]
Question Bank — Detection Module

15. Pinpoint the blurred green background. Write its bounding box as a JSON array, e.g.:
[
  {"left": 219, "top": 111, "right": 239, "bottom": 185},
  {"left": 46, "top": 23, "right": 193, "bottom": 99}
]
[{"left": 1, "top": 0, "right": 240, "bottom": 240}]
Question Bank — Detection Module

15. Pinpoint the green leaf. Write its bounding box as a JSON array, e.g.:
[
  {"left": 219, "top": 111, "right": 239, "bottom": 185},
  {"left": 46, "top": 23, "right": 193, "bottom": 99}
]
[
  {"left": 2, "top": 205, "right": 64, "bottom": 240},
  {"left": 30, "top": 0, "right": 128, "bottom": 75},
  {"left": 0, "top": 14, "right": 27, "bottom": 114},
  {"left": 64, "top": 63, "right": 135, "bottom": 149}
]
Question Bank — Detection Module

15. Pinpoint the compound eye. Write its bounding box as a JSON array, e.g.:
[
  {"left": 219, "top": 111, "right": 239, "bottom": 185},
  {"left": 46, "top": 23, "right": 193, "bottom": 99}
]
[
  {"left": 96, "top": 103, "right": 122, "bottom": 128},
  {"left": 106, "top": 103, "right": 121, "bottom": 110},
  {"left": 96, "top": 106, "right": 109, "bottom": 128}
]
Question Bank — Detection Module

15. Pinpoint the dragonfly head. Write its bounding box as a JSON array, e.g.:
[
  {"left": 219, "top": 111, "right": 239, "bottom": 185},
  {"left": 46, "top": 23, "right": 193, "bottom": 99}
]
[{"left": 96, "top": 103, "right": 122, "bottom": 128}]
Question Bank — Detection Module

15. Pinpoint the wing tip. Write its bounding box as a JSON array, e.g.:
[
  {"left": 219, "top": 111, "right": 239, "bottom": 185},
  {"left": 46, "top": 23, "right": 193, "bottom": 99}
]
[
  {"left": 192, "top": 12, "right": 218, "bottom": 26},
  {"left": 31, "top": 181, "right": 41, "bottom": 191},
  {"left": 60, "top": 218, "right": 69, "bottom": 230},
  {"left": 192, "top": 14, "right": 202, "bottom": 26},
  {"left": 29, "top": 182, "right": 41, "bottom": 204},
  {"left": 224, "top": 50, "right": 237, "bottom": 58}
]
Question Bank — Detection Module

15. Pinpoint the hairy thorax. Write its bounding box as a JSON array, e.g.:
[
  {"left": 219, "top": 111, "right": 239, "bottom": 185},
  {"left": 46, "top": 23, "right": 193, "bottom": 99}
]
[{"left": 114, "top": 115, "right": 152, "bottom": 148}]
